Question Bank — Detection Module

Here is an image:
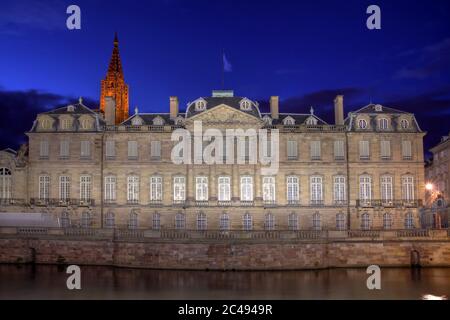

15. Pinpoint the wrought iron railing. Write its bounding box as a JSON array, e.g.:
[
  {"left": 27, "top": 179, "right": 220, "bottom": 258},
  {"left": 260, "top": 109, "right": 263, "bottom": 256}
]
[{"left": 356, "top": 199, "right": 422, "bottom": 208}]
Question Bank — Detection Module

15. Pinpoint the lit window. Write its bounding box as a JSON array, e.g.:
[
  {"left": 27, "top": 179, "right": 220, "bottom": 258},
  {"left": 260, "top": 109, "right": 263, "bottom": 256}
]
[
  {"left": 333, "top": 176, "right": 346, "bottom": 204},
  {"left": 359, "top": 175, "right": 372, "bottom": 204},
  {"left": 240, "top": 176, "right": 253, "bottom": 201},
  {"left": 104, "top": 176, "right": 116, "bottom": 203},
  {"left": 173, "top": 176, "right": 186, "bottom": 201},
  {"left": 197, "top": 212, "right": 207, "bottom": 230},
  {"left": 380, "top": 175, "right": 393, "bottom": 203},
  {"left": 195, "top": 176, "right": 208, "bottom": 201},
  {"left": 80, "top": 175, "right": 91, "bottom": 202},
  {"left": 59, "top": 176, "right": 70, "bottom": 202},
  {"left": 310, "top": 176, "right": 323, "bottom": 205},
  {"left": 38, "top": 175, "right": 50, "bottom": 201},
  {"left": 287, "top": 176, "right": 299, "bottom": 203},
  {"left": 150, "top": 176, "right": 163, "bottom": 201},
  {"left": 243, "top": 212, "right": 252, "bottom": 231},
  {"left": 218, "top": 177, "right": 231, "bottom": 201},
  {"left": 127, "top": 176, "right": 139, "bottom": 203},
  {"left": 262, "top": 177, "right": 276, "bottom": 203},
  {"left": 0, "top": 168, "right": 12, "bottom": 200},
  {"left": 402, "top": 176, "right": 415, "bottom": 202}
]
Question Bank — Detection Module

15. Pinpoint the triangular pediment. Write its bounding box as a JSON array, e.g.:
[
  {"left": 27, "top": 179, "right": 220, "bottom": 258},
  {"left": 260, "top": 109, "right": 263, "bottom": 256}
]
[{"left": 186, "top": 104, "right": 262, "bottom": 128}]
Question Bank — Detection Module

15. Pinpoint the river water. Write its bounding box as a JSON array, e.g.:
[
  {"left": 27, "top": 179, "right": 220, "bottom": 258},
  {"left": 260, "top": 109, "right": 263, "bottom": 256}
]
[{"left": 0, "top": 264, "right": 449, "bottom": 299}]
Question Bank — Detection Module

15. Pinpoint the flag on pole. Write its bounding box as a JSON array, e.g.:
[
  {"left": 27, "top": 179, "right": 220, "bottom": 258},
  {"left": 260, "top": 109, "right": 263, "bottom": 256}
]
[{"left": 223, "top": 53, "right": 232, "bottom": 72}]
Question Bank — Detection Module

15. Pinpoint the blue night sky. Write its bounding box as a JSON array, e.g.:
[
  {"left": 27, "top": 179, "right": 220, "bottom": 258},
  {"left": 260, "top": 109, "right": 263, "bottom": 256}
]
[{"left": 0, "top": 0, "right": 449, "bottom": 155}]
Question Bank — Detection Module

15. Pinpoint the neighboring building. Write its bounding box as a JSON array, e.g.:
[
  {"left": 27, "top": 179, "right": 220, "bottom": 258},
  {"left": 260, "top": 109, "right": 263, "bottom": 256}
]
[
  {"left": 425, "top": 134, "right": 450, "bottom": 227},
  {"left": 0, "top": 37, "right": 426, "bottom": 231}
]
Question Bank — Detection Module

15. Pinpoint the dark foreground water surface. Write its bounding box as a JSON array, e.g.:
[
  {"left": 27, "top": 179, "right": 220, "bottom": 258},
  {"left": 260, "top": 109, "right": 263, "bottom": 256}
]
[{"left": 0, "top": 264, "right": 449, "bottom": 300}]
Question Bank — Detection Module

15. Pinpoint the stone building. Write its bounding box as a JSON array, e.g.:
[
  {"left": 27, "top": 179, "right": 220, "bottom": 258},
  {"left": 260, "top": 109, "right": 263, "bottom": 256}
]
[
  {"left": 0, "top": 37, "right": 426, "bottom": 231},
  {"left": 425, "top": 134, "right": 450, "bottom": 227}
]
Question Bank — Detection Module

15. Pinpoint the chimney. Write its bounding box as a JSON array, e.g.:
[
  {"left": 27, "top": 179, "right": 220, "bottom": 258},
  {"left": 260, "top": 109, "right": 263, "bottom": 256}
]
[
  {"left": 334, "top": 95, "right": 344, "bottom": 125},
  {"left": 270, "top": 96, "right": 279, "bottom": 120},
  {"left": 105, "top": 96, "right": 116, "bottom": 126},
  {"left": 170, "top": 96, "right": 179, "bottom": 119}
]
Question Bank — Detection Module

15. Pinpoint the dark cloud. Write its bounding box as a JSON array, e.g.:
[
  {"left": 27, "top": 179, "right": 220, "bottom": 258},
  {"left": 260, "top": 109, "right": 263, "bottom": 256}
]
[
  {"left": 394, "top": 38, "right": 450, "bottom": 80},
  {"left": 0, "top": 88, "right": 98, "bottom": 150}
]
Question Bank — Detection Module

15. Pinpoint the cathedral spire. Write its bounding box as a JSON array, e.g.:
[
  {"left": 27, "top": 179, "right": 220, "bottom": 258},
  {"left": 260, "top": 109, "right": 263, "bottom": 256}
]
[{"left": 100, "top": 33, "right": 129, "bottom": 124}]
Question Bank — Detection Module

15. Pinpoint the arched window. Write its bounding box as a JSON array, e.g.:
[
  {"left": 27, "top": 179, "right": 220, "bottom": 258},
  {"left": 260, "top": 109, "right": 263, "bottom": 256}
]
[
  {"left": 358, "top": 119, "right": 367, "bottom": 129},
  {"left": 219, "top": 213, "right": 230, "bottom": 231},
  {"left": 0, "top": 168, "right": 12, "bottom": 200},
  {"left": 153, "top": 116, "right": 164, "bottom": 126},
  {"left": 405, "top": 213, "right": 414, "bottom": 229},
  {"left": 263, "top": 115, "right": 272, "bottom": 125},
  {"left": 240, "top": 100, "right": 251, "bottom": 111},
  {"left": 152, "top": 212, "right": 160, "bottom": 230},
  {"left": 195, "top": 100, "right": 206, "bottom": 111},
  {"left": 361, "top": 213, "right": 371, "bottom": 230},
  {"left": 312, "top": 212, "right": 321, "bottom": 230},
  {"left": 81, "top": 212, "right": 91, "bottom": 229},
  {"left": 264, "top": 213, "right": 275, "bottom": 230},
  {"left": 175, "top": 212, "right": 185, "bottom": 229},
  {"left": 288, "top": 213, "right": 298, "bottom": 230},
  {"left": 336, "top": 213, "right": 346, "bottom": 230},
  {"left": 378, "top": 118, "right": 389, "bottom": 130},
  {"left": 400, "top": 119, "right": 409, "bottom": 129},
  {"left": 306, "top": 117, "right": 318, "bottom": 125},
  {"left": 105, "top": 211, "right": 115, "bottom": 228},
  {"left": 243, "top": 212, "right": 252, "bottom": 231},
  {"left": 402, "top": 175, "right": 415, "bottom": 202},
  {"left": 60, "top": 211, "right": 70, "bottom": 228},
  {"left": 80, "top": 118, "right": 91, "bottom": 130},
  {"left": 197, "top": 212, "right": 207, "bottom": 230},
  {"left": 359, "top": 175, "right": 372, "bottom": 205},
  {"left": 383, "top": 213, "right": 393, "bottom": 230},
  {"left": 131, "top": 117, "right": 143, "bottom": 126},
  {"left": 283, "top": 117, "right": 295, "bottom": 126},
  {"left": 128, "top": 211, "right": 138, "bottom": 229}
]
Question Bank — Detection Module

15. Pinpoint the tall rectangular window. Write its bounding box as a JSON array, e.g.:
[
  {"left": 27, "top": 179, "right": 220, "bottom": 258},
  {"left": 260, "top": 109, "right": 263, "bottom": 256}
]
[
  {"left": 359, "top": 140, "right": 370, "bottom": 160},
  {"left": 310, "top": 176, "right": 323, "bottom": 204},
  {"left": 59, "top": 176, "right": 70, "bottom": 201},
  {"left": 38, "top": 175, "right": 50, "bottom": 200},
  {"left": 333, "top": 176, "right": 346, "bottom": 204},
  {"left": 287, "top": 176, "right": 299, "bottom": 203},
  {"left": 334, "top": 140, "right": 345, "bottom": 160},
  {"left": 310, "top": 141, "right": 321, "bottom": 160},
  {"left": 150, "top": 176, "right": 163, "bottom": 201},
  {"left": 80, "top": 175, "right": 91, "bottom": 202},
  {"left": 195, "top": 176, "right": 208, "bottom": 201},
  {"left": 104, "top": 176, "right": 116, "bottom": 202},
  {"left": 287, "top": 140, "right": 298, "bottom": 160},
  {"left": 402, "top": 140, "right": 412, "bottom": 160},
  {"left": 60, "top": 140, "right": 69, "bottom": 158},
  {"left": 127, "top": 176, "right": 139, "bottom": 202},
  {"left": 380, "top": 140, "right": 391, "bottom": 159},
  {"left": 359, "top": 175, "right": 372, "bottom": 203},
  {"left": 128, "top": 141, "right": 138, "bottom": 159},
  {"left": 39, "top": 140, "right": 49, "bottom": 158},
  {"left": 240, "top": 176, "right": 253, "bottom": 201},
  {"left": 262, "top": 176, "right": 276, "bottom": 202},
  {"left": 150, "top": 141, "right": 161, "bottom": 159},
  {"left": 380, "top": 175, "right": 393, "bottom": 203},
  {"left": 402, "top": 176, "right": 415, "bottom": 202},
  {"left": 173, "top": 176, "right": 186, "bottom": 201},
  {"left": 105, "top": 140, "right": 115, "bottom": 158},
  {"left": 80, "top": 141, "right": 91, "bottom": 158},
  {"left": 218, "top": 176, "right": 231, "bottom": 201}
]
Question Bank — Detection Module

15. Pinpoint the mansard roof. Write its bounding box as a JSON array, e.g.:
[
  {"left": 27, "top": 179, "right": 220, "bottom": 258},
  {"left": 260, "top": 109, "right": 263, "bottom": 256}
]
[
  {"left": 185, "top": 96, "right": 261, "bottom": 118},
  {"left": 121, "top": 113, "right": 186, "bottom": 126},
  {"left": 352, "top": 103, "right": 409, "bottom": 115}
]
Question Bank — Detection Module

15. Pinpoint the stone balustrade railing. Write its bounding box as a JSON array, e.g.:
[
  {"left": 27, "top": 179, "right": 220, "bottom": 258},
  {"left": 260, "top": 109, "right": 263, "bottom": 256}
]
[{"left": 1, "top": 227, "right": 449, "bottom": 242}]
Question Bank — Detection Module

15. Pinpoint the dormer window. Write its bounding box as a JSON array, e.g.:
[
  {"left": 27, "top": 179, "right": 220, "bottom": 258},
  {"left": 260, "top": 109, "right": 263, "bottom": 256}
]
[
  {"left": 60, "top": 118, "right": 72, "bottom": 130},
  {"left": 358, "top": 119, "right": 368, "bottom": 129},
  {"left": 79, "top": 119, "right": 92, "bottom": 130},
  {"left": 262, "top": 115, "right": 272, "bottom": 125},
  {"left": 400, "top": 119, "right": 409, "bottom": 129},
  {"left": 131, "top": 116, "right": 143, "bottom": 126},
  {"left": 306, "top": 116, "right": 318, "bottom": 125},
  {"left": 67, "top": 105, "right": 75, "bottom": 112},
  {"left": 195, "top": 100, "right": 206, "bottom": 111},
  {"left": 378, "top": 118, "right": 389, "bottom": 130},
  {"left": 240, "top": 99, "right": 252, "bottom": 111},
  {"left": 283, "top": 116, "right": 295, "bottom": 126},
  {"left": 153, "top": 116, "right": 164, "bottom": 126},
  {"left": 174, "top": 117, "right": 184, "bottom": 125},
  {"left": 374, "top": 104, "right": 383, "bottom": 112},
  {"left": 40, "top": 119, "right": 51, "bottom": 130}
]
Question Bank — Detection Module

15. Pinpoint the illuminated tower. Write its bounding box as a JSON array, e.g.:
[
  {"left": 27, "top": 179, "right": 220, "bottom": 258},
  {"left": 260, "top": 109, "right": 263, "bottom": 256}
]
[{"left": 100, "top": 33, "right": 129, "bottom": 124}]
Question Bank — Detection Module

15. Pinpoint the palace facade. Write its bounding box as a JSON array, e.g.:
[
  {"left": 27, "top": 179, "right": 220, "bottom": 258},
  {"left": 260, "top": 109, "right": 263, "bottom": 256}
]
[{"left": 0, "top": 36, "right": 426, "bottom": 231}]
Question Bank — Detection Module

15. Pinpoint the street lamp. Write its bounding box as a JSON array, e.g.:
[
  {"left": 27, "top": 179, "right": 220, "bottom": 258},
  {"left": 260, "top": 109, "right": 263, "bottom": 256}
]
[{"left": 425, "top": 183, "right": 434, "bottom": 191}]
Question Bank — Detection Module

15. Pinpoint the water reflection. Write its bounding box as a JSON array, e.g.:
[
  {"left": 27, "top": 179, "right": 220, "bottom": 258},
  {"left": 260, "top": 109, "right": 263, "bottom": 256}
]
[{"left": 0, "top": 265, "right": 449, "bottom": 300}]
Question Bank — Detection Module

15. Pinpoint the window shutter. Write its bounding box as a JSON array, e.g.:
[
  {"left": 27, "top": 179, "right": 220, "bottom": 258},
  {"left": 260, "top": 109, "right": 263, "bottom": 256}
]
[
  {"left": 381, "top": 140, "right": 390, "bottom": 159},
  {"left": 81, "top": 141, "right": 90, "bottom": 158},
  {"left": 359, "top": 141, "right": 369, "bottom": 159},
  {"left": 128, "top": 141, "right": 138, "bottom": 158},
  {"left": 40, "top": 141, "right": 49, "bottom": 157},
  {"left": 151, "top": 141, "right": 161, "bottom": 158},
  {"left": 402, "top": 140, "right": 412, "bottom": 159},
  {"left": 334, "top": 140, "right": 344, "bottom": 159},
  {"left": 287, "top": 140, "right": 297, "bottom": 159},
  {"left": 106, "top": 140, "right": 115, "bottom": 157}
]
